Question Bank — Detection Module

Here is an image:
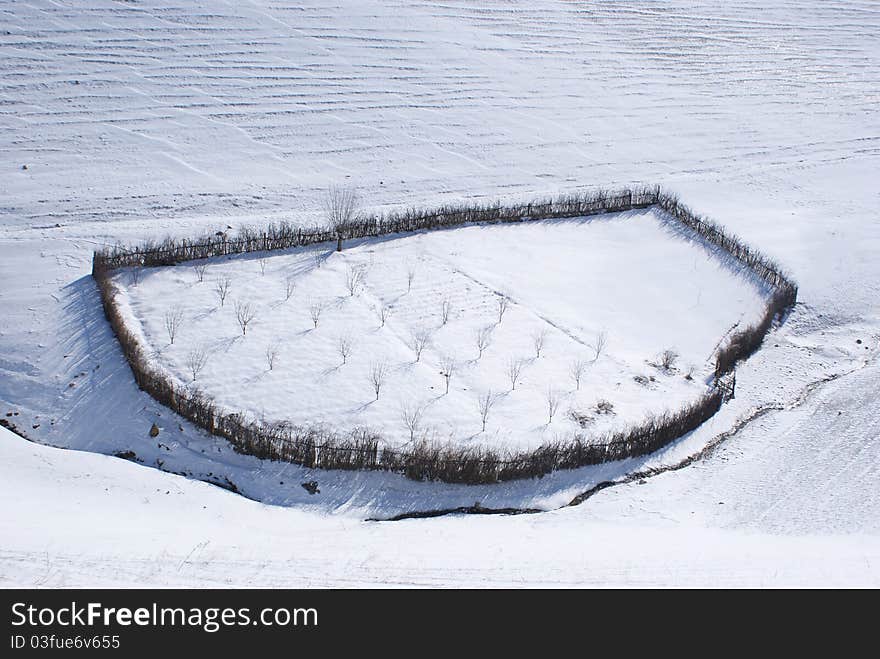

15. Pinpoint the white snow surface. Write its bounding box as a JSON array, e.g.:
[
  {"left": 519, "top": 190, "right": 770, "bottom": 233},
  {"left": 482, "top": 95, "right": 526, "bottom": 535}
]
[
  {"left": 117, "top": 208, "right": 766, "bottom": 451},
  {"left": 1, "top": 0, "right": 879, "bottom": 586}
]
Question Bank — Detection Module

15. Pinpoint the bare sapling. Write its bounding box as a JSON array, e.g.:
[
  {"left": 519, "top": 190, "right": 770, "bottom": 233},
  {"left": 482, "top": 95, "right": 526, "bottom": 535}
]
[
  {"left": 477, "top": 389, "right": 498, "bottom": 432},
  {"left": 409, "top": 328, "right": 432, "bottom": 362},
  {"left": 186, "top": 346, "right": 209, "bottom": 381},
  {"left": 660, "top": 348, "right": 679, "bottom": 371},
  {"left": 215, "top": 277, "right": 230, "bottom": 307},
  {"left": 194, "top": 263, "right": 207, "bottom": 283},
  {"left": 369, "top": 360, "right": 389, "bottom": 400},
  {"left": 164, "top": 307, "right": 184, "bottom": 345},
  {"left": 506, "top": 358, "right": 525, "bottom": 391},
  {"left": 312, "top": 248, "right": 324, "bottom": 269},
  {"left": 400, "top": 402, "right": 424, "bottom": 443},
  {"left": 345, "top": 264, "right": 364, "bottom": 297},
  {"left": 532, "top": 329, "right": 547, "bottom": 358},
  {"left": 130, "top": 267, "right": 141, "bottom": 287},
  {"left": 377, "top": 304, "right": 391, "bottom": 328},
  {"left": 592, "top": 330, "right": 608, "bottom": 361},
  {"left": 325, "top": 185, "right": 361, "bottom": 252},
  {"left": 474, "top": 325, "right": 493, "bottom": 359},
  {"left": 440, "top": 298, "right": 452, "bottom": 326},
  {"left": 265, "top": 342, "right": 279, "bottom": 370},
  {"left": 338, "top": 335, "right": 354, "bottom": 365},
  {"left": 284, "top": 277, "right": 296, "bottom": 301},
  {"left": 234, "top": 300, "right": 256, "bottom": 336},
  {"left": 309, "top": 301, "right": 323, "bottom": 328},
  {"left": 547, "top": 387, "right": 561, "bottom": 423},
  {"left": 496, "top": 294, "right": 510, "bottom": 324},
  {"left": 570, "top": 358, "right": 588, "bottom": 390},
  {"left": 258, "top": 257, "right": 268, "bottom": 275},
  {"left": 406, "top": 265, "right": 416, "bottom": 293},
  {"left": 439, "top": 355, "right": 456, "bottom": 394}
]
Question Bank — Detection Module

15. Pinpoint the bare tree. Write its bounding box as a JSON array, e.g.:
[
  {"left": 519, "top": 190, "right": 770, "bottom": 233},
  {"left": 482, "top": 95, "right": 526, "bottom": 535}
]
[
  {"left": 496, "top": 294, "right": 510, "bottom": 324},
  {"left": 309, "top": 301, "right": 323, "bottom": 328},
  {"left": 570, "top": 359, "right": 588, "bottom": 390},
  {"left": 265, "top": 342, "right": 279, "bottom": 371},
  {"left": 234, "top": 300, "right": 256, "bottom": 336},
  {"left": 186, "top": 346, "right": 209, "bottom": 381},
  {"left": 592, "top": 330, "right": 608, "bottom": 361},
  {"left": 369, "top": 360, "right": 389, "bottom": 400},
  {"left": 164, "top": 307, "right": 184, "bottom": 345},
  {"left": 377, "top": 304, "right": 391, "bottom": 328},
  {"left": 284, "top": 277, "right": 296, "bottom": 301},
  {"left": 506, "top": 358, "right": 525, "bottom": 391},
  {"left": 440, "top": 298, "right": 452, "bottom": 326},
  {"left": 312, "top": 248, "right": 324, "bottom": 269},
  {"left": 474, "top": 325, "right": 493, "bottom": 359},
  {"left": 338, "top": 335, "right": 354, "bottom": 365},
  {"left": 439, "top": 355, "right": 456, "bottom": 394},
  {"left": 130, "top": 267, "right": 141, "bottom": 287},
  {"left": 325, "top": 185, "right": 360, "bottom": 252},
  {"left": 214, "top": 277, "right": 230, "bottom": 307},
  {"left": 258, "top": 257, "right": 268, "bottom": 275},
  {"left": 532, "top": 329, "right": 547, "bottom": 358},
  {"left": 345, "top": 264, "right": 364, "bottom": 297},
  {"left": 409, "top": 328, "right": 432, "bottom": 362},
  {"left": 659, "top": 348, "right": 679, "bottom": 371},
  {"left": 547, "top": 387, "right": 561, "bottom": 423},
  {"left": 194, "top": 263, "right": 207, "bottom": 283},
  {"left": 400, "top": 402, "right": 424, "bottom": 443},
  {"left": 477, "top": 389, "right": 498, "bottom": 432},
  {"left": 406, "top": 265, "right": 416, "bottom": 293}
]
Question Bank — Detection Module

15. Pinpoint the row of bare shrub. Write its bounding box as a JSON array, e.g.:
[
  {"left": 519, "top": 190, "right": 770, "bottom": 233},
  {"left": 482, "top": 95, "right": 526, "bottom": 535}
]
[
  {"left": 386, "top": 389, "right": 724, "bottom": 483},
  {"left": 654, "top": 192, "right": 798, "bottom": 376},
  {"left": 93, "top": 186, "right": 795, "bottom": 484},
  {"left": 92, "top": 187, "right": 659, "bottom": 274}
]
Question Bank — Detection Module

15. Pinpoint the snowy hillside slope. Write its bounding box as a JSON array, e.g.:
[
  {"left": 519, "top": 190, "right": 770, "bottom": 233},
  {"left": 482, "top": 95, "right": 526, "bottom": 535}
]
[
  {"left": 1, "top": 0, "right": 879, "bottom": 585},
  {"left": 2, "top": 422, "right": 879, "bottom": 588}
]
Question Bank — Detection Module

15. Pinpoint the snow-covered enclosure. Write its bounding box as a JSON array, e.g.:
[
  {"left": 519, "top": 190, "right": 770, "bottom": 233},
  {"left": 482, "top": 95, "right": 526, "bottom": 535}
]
[
  {"left": 1, "top": 0, "right": 878, "bottom": 586},
  {"left": 116, "top": 208, "right": 767, "bottom": 451}
]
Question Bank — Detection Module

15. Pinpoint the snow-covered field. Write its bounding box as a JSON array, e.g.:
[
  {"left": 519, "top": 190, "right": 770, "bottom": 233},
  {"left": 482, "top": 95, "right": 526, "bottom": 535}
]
[
  {"left": 1, "top": 0, "right": 878, "bottom": 586},
  {"left": 117, "top": 207, "right": 766, "bottom": 451}
]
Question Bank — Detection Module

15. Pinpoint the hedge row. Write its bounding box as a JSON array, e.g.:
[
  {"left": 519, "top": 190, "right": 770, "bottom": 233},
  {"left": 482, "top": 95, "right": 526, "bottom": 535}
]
[
  {"left": 92, "top": 186, "right": 796, "bottom": 483},
  {"left": 653, "top": 193, "right": 798, "bottom": 376},
  {"left": 92, "top": 187, "right": 659, "bottom": 273}
]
